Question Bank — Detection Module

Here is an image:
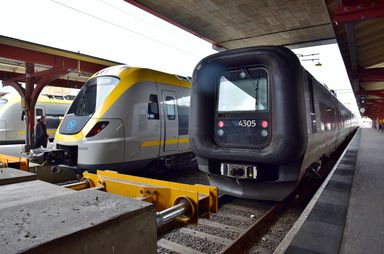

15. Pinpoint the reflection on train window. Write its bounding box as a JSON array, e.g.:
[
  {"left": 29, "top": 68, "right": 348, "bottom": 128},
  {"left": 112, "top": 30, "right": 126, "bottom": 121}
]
[
  {"left": 67, "top": 76, "right": 119, "bottom": 116},
  {"left": 217, "top": 68, "right": 268, "bottom": 112},
  {"left": 165, "top": 96, "right": 176, "bottom": 120},
  {"left": 148, "top": 94, "right": 159, "bottom": 120},
  {"left": 178, "top": 96, "right": 190, "bottom": 135},
  {"left": 319, "top": 102, "right": 335, "bottom": 131}
]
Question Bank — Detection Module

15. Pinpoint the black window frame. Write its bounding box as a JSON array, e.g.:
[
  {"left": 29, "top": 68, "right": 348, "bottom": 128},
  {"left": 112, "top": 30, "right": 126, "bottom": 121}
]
[{"left": 147, "top": 94, "right": 159, "bottom": 120}]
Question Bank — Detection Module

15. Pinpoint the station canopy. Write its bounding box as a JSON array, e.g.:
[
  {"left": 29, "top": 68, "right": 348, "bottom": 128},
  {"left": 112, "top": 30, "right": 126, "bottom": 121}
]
[
  {"left": 0, "top": 36, "right": 121, "bottom": 90},
  {"left": 127, "top": 0, "right": 384, "bottom": 120}
]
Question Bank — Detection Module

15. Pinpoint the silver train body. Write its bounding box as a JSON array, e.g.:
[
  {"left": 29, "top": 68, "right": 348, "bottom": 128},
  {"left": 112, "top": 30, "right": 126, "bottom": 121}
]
[
  {"left": 54, "top": 66, "right": 192, "bottom": 171},
  {"left": 190, "top": 46, "right": 358, "bottom": 201},
  {"left": 0, "top": 93, "right": 71, "bottom": 145}
]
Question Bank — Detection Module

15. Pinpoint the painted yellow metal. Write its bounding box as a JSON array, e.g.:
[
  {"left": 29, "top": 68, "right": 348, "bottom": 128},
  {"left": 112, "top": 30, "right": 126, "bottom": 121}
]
[
  {"left": 81, "top": 170, "right": 218, "bottom": 224},
  {"left": 0, "top": 154, "right": 29, "bottom": 171},
  {"left": 141, "top": 137, "right": 190, "bottom": 148}
]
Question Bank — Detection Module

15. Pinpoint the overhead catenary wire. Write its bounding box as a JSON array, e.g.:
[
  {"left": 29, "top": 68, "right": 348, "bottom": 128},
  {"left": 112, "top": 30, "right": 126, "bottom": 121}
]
[{"left": 50, "top": 0, "right": 203, "bottom": 59}]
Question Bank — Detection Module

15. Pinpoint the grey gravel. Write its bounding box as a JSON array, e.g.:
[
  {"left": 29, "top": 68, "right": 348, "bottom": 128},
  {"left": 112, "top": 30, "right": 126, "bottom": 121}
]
[
  {"left": 164, "top": 231, "right": 225, "bottom": 254},
  {"left": 219, "top": 206, "right": 259, "bottom": 218},
  {"left": 157, "top": 247, "right": 178, "bottom": 254},
  {"left": 209, "top": 213, "right": 252, "bottom": 229},
  {"left": 248, "top": 208, "right": 302, "bottom": 253},
  {"left": 187, "top": 224, "right": 240, "bottom": 240}
]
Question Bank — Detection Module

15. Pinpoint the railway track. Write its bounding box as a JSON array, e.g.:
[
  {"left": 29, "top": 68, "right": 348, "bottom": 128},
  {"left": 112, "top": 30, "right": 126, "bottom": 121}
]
[{"left": 157, "top": 197, "right": 286, "bottom": 254}]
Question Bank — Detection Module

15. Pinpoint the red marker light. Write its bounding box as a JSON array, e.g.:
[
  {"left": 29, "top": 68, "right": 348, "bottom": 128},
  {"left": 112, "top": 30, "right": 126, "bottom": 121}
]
[
  {"left": 217, "top": 121, "right": 224, "bottom": 128},
  {"left": 261, "top": 120, "right": 268, "bottom": 128},
  {"left": 86, "top": 121, "right": 109, "bottom": 137}
]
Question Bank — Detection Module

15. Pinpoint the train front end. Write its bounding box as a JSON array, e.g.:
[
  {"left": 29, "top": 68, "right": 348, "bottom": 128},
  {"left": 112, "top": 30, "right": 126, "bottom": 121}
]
[
  {"left": 54, "top": 66, "right": 129, "bottom": 171},
  {"left": 190, "top": 46, "right": 308, "bottom": 200}
]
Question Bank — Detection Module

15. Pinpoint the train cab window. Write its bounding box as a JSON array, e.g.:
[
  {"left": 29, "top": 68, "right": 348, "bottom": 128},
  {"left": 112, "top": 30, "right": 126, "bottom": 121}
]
[
  {"left": 148, "top": 94, "right": 159, "bottom": 120},
  {"left": 217, "top": 68, "right": 268, "bottom": 112},
  {"left": 165, "top": 96, "right": 176, "bottom": 120},
  {"left": 67, "top": 76, "right": 119, "bottom": 116}
]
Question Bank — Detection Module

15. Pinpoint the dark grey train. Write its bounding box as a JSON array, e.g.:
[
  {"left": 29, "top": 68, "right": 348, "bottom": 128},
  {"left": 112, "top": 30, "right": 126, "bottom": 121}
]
[{"left": 190, "top": 46, "right": 357, "bottom": 201}]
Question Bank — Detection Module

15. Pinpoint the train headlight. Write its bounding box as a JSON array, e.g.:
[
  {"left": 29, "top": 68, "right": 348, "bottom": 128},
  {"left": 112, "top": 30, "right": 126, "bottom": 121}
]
[
  {"left": 86, "top": 121, "right": 109, "bottom": 137},
  {"left": 217, "top": 129, "right": 224, "bottom": 136},
  {"left": 260, "top": 129, "right": 268, "bottom": 137}
]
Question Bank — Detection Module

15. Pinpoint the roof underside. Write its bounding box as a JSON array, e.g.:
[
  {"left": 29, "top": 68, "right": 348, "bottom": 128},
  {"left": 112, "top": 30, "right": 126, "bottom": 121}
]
[
  {"left": 128, "top": 0, "right": 335, "bottom": 49},
  {"left": 0, "top": 36, "right": 122, "bottom": 89},
  {"left": 128, "top": 0, "right": 384, "bottom": 120}
]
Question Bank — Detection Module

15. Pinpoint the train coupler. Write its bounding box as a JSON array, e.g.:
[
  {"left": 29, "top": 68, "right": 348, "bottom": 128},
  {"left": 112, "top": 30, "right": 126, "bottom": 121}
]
[{"left": 64, "top": 170, "right": 218, "bottom": 225}]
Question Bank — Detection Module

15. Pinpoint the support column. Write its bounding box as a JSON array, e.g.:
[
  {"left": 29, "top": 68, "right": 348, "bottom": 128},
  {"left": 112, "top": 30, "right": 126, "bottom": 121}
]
[
  {"left": 24, "top": 63, "right": 35, "bottom": 152},
  {"left": 3, "top": 65, "right": 70, "bottom": 152}
]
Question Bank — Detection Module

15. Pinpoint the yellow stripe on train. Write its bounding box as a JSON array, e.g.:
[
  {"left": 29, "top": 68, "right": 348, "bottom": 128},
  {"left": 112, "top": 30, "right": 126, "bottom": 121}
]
[{"left": 141, "top": 137, "right": 190, "bottom": 148}]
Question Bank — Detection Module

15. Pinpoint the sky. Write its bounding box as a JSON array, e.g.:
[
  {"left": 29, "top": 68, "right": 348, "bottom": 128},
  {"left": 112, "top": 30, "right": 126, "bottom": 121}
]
[{"left": 0, "top": 0, "right": 359, "bottom": 115}]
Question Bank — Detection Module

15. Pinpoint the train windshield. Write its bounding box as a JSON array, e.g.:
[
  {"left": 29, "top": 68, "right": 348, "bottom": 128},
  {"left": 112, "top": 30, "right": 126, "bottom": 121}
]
[
  {"left": 217, "top": 68, "right": 268, "bottom": 112},
  {"left": 67, "top": 76, "right": 119, "bottom": 116}
]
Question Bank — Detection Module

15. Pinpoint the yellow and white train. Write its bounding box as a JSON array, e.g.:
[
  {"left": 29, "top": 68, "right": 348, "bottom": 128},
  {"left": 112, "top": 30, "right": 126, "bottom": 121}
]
[
  {"left": 54, "top": 66, "right": 192, "bottom": 172},
  {"left": 0, "top": 93, "right": 72, "bottom": 145}
]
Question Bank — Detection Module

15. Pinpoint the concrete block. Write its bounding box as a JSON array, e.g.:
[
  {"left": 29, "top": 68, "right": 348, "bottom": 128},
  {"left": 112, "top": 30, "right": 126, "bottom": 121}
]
[
  {"left": 0, "top": 167, "right": 37, "bottom": 186},
  {"left": 0, "top": 181, "right": 157, "bottom": 253},
  {"left": 0, "top": 180, "right": 74, "bottom": 209}
]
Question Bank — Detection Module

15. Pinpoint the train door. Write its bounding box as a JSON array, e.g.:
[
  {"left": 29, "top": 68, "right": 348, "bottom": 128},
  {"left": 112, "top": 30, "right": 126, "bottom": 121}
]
[{"left": 161, "top": 90, "right": 178, "bottom": 152}]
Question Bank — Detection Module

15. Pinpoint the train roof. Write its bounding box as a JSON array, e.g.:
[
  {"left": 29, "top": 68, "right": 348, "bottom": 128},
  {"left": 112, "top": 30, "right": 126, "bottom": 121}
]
[
  {"left": 1, "top": 92, "right": 73, "bottom": 105},
  {"left": 91, "top": 65, "right": 192, "bottom": 89}
]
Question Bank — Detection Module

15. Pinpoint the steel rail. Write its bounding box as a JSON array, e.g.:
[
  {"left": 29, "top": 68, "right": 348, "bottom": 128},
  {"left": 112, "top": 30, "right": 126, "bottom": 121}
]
[{"left": 219, "top": 200, "right": 287, "bottom": 254}]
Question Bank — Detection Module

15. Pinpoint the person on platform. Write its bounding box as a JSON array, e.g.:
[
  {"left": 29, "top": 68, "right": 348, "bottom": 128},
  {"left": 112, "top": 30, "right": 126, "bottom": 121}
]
[{"left": 34, "top": 116, "right": 49, "bottom": 148}]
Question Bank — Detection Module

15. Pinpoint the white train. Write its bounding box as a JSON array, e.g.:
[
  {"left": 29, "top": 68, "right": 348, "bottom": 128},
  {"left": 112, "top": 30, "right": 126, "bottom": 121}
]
[
  {"left": 0, "top": 93, "right": 72, "bottom": 145},
  {"left": 54, "top": 66, "right": 192, "bottom": 172}
]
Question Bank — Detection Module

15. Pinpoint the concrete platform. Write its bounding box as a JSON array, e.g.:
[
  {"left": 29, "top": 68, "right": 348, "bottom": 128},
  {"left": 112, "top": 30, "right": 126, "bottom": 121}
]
[
  {"left": 0, "top": 180, "right": 157, "bottom": 254},
  {"left": 0, "top": 167, "right": 37, "bottom": 186},
  {"left": 275, "top": 128, "right": 384, "bottom": 253}
]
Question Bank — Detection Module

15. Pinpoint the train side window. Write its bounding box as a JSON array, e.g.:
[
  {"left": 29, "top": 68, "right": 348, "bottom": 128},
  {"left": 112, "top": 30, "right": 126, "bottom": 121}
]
[
  {"left": 165, "top": 96, "right": 176, "bottom": 120},
  {"left": 36, "top": 108, "right": 43, "bottom": 117},
  {"left": 46, "top": 115, "right": 61, "bottom": 129},
  {"left": 21, "top": 109, "right": 43, "bottom": 121},
  {"left": 148, "top": 94, "right": 159, "bottom": 120},
  {"left": 178, "top": 96, "right": 190, "bottom": 135}
]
